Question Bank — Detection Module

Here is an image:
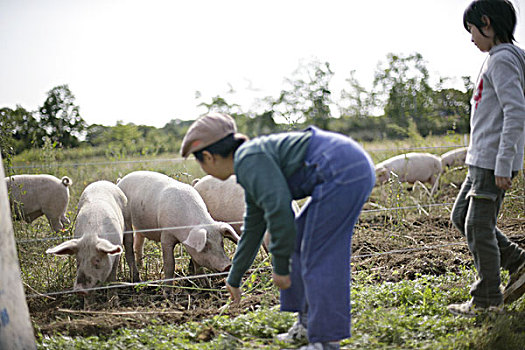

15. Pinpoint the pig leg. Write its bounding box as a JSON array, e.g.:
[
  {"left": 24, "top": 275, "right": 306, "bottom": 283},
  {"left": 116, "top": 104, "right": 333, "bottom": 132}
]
[
  {"left": 46, "top": 215, "right": 63, "bottom": 232},
  {"left": 107, "top": 259, "right": 120, "bottom": 307},
  {"left": 133, "top": 232, "right": 145, "bottom": 268},
  {"left": 124, "top": 231, "right": 140, "bottom": 282},
  {"left": 430, "top": 173, "right": 441, "bottom": 197},
  {"left": 108, "top": 258, "right": 119, "bottom": 282},
  {"left": 161, "top": 236, "right": 177, "bottom": 291},
  {"left": 26, "top": 210, "right": 43, "bottom": 223},
  {"left": 60, "top": 213, "right": 70, "bottom": 227}
]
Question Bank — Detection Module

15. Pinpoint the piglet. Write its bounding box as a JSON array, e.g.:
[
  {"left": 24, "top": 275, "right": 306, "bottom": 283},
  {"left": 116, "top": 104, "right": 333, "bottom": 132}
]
[
  {"left": 5, "top": 174, "right": 72, "bottom": 232},
  {"left": 116, "top": 171, "right": 239, "bottom": 285},
  {"left": 46, "top": 181, "right": 139, "bottom": 293}
]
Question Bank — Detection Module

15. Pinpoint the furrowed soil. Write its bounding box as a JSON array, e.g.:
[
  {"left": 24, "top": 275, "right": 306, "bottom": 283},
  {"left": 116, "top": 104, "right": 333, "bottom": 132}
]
[{"left": 26, "top": 179, "right": 525, "bottom": 338}]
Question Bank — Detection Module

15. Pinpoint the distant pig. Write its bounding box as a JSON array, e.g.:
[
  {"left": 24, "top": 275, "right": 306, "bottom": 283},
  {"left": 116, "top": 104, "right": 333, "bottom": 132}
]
[
  {"left": 116, "top": 171, "right": 240, "bottom": 283},
  {"left": 375, "top": 152, "right": 442, "bottom": 186},
  {"left": 440, "top": 147, "right": 468, "bottom": 168},
  {"left": 5, "top": 174, "right": 72, "bottom": 232},
  {"left": 46, "top": 181, "right": 139, "bottom": 293}
]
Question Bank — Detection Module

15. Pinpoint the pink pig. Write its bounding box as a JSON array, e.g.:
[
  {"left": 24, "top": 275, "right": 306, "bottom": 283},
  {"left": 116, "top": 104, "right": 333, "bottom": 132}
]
[
  {"left": 117, "top": 171, "right": 239, "bottom": 284},
  {"left": 46, "top": 181, "right": 139, "bottom": 293}
]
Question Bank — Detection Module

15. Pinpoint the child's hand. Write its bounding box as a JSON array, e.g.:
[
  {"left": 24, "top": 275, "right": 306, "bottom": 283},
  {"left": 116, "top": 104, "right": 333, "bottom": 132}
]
[
  {"left": 226, "top": 282, "right": 242, "bottom": 304},
  {"left": 272, "top": 273, "right": 291, "bottom": 290},
  {"left": 495, "top": 176, "right": 512, "bottom": 190}
]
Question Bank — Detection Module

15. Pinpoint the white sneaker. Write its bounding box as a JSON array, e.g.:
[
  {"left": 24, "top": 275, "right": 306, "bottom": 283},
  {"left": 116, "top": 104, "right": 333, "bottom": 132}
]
[
  {"left": 447, "top": 299, "right": 503, "bottom": 317},
  {"left": 297, "top": 343, "right": 323, "bottom": 350},
  {"left": 276, "top": 320, "right": 307, "bottom": 343}
]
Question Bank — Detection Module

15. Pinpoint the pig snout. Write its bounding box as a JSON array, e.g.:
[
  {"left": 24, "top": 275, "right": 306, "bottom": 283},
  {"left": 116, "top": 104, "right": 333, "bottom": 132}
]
[
  {"left": 222, "top": 264, "right": 232, "bottom": 272},
  {"left": 74, "top": 272, "right": 94, "bottom": 295},
  {"left": 74, "top": 283, "right": 90, "bottom": 295},
  {"left": 75, "top": 287, "right": 89, "bottom": 296}
]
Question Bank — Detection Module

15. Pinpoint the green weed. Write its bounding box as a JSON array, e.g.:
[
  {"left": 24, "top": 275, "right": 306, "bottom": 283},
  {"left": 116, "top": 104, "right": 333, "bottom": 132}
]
[{"left": 37, "top": 269, "right": 525, "bottom": 349}]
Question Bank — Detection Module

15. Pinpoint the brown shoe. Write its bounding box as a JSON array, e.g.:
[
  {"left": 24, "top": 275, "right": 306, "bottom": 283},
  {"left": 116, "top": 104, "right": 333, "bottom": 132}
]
[{"left": 504, "top": 261, "right": 525, "bottom": 304}]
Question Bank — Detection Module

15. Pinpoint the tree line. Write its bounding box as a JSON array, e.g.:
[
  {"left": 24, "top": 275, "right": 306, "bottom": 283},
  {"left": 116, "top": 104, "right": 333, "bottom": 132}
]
[{"left": 0, "top": 52, "right": 472, "bottom": 161}]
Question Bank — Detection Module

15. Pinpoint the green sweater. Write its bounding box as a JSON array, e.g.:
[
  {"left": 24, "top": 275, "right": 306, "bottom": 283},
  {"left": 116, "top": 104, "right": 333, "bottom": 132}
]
[{"left": 227, "top": 130, "right": 312, "bottom": 288}]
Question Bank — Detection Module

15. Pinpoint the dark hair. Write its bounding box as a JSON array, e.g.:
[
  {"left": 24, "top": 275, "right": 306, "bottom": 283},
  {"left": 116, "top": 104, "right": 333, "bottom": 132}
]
[
  {"left": 193, "top": 133, "right": 248, "bottom": 162},
  {"left": 463, "top": 0, "right": 517, "bottom": 44}
]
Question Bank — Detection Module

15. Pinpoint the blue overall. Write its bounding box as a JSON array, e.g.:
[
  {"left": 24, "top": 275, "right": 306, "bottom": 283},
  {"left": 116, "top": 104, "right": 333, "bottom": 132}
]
[{"left": 281, "top": 126, "right": 375, "bottom": 343}]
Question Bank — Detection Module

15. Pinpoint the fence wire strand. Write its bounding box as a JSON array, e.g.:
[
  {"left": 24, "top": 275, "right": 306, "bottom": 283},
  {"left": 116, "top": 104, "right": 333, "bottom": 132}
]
[
  {"left": 7, "top": 144, "right": 468, "bottom": 170},
  {"left": 26, "top": 241, "right": 468, "bottom": 299},
  {"left": 15, "top": 195, "right": 525, "bottom": 245},
  {"left": 7, "top": 144, "right": 525, "bottom": 301}
]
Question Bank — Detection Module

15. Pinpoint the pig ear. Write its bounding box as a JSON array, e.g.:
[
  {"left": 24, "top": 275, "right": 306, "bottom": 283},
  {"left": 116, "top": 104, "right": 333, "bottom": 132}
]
[
  {"left": 219, "top": 223, "right": 240, "bottom": 243},
  {"left": 375, "top": 166, "right": 386, "bottom": 175},
  {"left": 96, "top": 239, "right": 122, "bottom": 256},
  {"left": 375, "top": 167, "right": 389, "bottom": 180},
  {"left": 46, "top": 239, "right": 80, "bottom": 256},
  {"left": 182, "top": 228, "right": 207, "bottom": 252}
]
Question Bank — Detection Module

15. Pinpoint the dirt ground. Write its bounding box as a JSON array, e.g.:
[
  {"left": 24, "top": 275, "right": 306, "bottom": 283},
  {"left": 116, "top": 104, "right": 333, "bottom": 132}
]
[{"left": 29, "top": 183, "right": 525, "bottom": 338}]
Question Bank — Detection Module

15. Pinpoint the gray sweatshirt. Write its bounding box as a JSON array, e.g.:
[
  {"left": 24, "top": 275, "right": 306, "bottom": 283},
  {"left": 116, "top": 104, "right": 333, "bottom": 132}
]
[{"left": 466, "top": 43, "right": 525, "bottom": 177}]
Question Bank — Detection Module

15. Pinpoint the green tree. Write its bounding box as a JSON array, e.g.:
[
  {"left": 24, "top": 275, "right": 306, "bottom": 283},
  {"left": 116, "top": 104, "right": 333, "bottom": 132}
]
[
  {"left": 197, "top": 95, "right": 242, "bottom": 116},
  {"left": 39, "top": 84, "right": 86, "bottom": 147},
  {"left": 243, "top": 110, "right": 279, "bottom": 136},
  {"left": 339, "top": 70, "right": 374, "bottom": 119},
  {"left": 0, "top": 106, "right": 42, "bottom": 156},
  {"left": 195, "top": 93, "right": 262, "bottom": 136},
  {"left": 85, "top": 124, "right": 110, "bottom": 146},
  {"left": 274, "top": 59, "right": 334, "bottom": 129},
  {"left": 430, "top": 77, "right": 471, "bottom": 134},
  {"left": 373, "top": 53, "right": 434, "bottom": 137}
]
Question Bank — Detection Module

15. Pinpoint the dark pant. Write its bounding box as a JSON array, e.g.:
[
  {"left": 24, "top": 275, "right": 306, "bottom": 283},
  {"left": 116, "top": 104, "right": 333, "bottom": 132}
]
[
  {"left": 281, "top": 126, "right": 375, "bottom": 343},
  {"left": 451, "top": 166, "right": 524, "bottom": 307}
]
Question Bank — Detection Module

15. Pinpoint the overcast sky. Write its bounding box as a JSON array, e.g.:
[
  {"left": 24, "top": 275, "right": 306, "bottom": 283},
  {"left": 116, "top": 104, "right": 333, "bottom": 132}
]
[{"left": 1, "top": 0, "right": 524, "bottom": 128}]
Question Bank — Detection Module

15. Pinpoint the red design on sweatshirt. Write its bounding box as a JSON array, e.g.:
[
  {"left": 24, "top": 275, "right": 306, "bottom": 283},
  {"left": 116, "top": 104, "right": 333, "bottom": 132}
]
[{"left": 473, "top": 78, "right": 483, "bottom": 110}]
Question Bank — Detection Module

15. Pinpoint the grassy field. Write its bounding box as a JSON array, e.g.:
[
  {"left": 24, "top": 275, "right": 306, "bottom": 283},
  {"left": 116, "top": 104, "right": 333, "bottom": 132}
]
[{"left": 4, "top": 133, "right": 525, "bottom": 349}]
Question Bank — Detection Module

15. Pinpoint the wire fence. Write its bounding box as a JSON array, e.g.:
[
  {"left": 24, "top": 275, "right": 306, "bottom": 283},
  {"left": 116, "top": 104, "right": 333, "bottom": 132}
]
[
  {"left": 14, "top": 194, "right": 525, "bottom": 245},
  {"left": 7, "top": 142, "right": 525, "bottom": 302},
  {"left": 6, "top": 143, "right": 469, "bottom": 170},
  {"left": 26, "top": 240, "right": 469, "bottom": 299}
]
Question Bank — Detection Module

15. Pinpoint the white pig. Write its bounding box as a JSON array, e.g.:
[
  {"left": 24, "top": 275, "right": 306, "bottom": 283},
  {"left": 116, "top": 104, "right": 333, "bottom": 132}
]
[
  {"left": 375, "top": 152, "right": 442, "bottom": 186},
  {"left": 192, "top": 174, "right": 301, "bottom": 252},
  {"left": 440, "top": 147, "right": 468, "bottom": 168},
  {"left": 5, "top": 174, "right": 72, "bottom": 232},
  {"left": 116, "top": 171, "right": 239, "bottom": 283},
  {"left": 46, "top": 181, "right": 138, "bottom": 293},
  {"left": 192, "top": 175, "right": 245, "bottom": 236}
]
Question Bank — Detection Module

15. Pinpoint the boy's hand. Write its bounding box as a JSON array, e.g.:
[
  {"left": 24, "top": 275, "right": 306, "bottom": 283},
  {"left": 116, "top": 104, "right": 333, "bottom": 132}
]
[
  {"left": 272, "top": 273, "right": 291, "bottom": 290},
  {"left": 495, "top": 176, "right": 512, "bottom": 190},
  {"left": 226, "top": 282, "right": 242, "bottom": 304}
]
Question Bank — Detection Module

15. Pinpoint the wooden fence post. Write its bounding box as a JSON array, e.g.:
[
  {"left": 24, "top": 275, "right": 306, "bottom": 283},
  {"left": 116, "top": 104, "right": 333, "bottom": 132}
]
[{"left": 0, "top": 154, "right": 36, "bottom": 350}]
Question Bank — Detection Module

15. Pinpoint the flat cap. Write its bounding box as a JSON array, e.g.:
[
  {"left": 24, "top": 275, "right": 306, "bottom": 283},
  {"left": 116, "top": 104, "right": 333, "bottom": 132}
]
[{"left": 180, "top": 113, "right": 237, "bottom": 157}]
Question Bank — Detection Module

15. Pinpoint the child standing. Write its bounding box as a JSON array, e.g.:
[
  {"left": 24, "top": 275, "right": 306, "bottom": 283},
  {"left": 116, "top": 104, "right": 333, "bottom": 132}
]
[
  {"left": 181, "top": 113, "right": 375, "bottom": 349},
  {"left": 448, "top": 0, "right": 525, "bottom": 316}
]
